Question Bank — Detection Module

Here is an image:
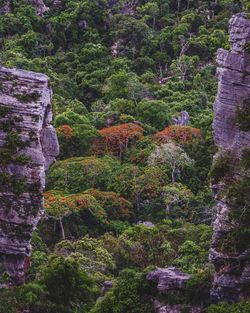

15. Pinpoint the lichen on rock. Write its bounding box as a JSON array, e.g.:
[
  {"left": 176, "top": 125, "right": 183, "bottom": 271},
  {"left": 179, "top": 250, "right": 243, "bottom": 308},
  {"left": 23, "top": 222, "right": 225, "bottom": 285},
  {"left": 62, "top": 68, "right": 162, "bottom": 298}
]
[
  {"left": 0, "top": 67, "right": 59, "bottom": 286},
  {"left": 210, "top": 13, "right": 250, "bottom": 302}
]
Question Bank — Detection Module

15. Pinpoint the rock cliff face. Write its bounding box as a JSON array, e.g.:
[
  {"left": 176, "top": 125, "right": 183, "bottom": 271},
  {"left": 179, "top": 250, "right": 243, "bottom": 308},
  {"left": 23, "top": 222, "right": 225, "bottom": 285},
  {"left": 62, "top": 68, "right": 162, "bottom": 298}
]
[
  {"left": 210, "top": 13, "right": 250, "bottom": 302},
  {"left": 0, "top": 67, "right": 59, "bottom": 286}
]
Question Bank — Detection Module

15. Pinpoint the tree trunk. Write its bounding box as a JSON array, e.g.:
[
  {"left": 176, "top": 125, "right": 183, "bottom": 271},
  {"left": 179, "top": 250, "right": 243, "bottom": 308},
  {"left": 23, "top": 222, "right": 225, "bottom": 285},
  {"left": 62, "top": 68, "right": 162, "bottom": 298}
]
[
  {"left": 59, "top": 217, "right": 65, "bottom": 240},
  {"left": 177, "top": 0, "right": 181, "bottom": 12},
  {"left": 171, "top": 164, "right": 176, "bottom": 183}
]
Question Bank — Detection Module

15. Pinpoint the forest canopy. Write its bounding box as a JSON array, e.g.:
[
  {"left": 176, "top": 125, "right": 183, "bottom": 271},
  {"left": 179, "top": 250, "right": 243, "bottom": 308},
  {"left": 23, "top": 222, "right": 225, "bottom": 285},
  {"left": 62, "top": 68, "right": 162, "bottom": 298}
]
[{"left": 0, "top": 1, "right": 249, "bottom": 313}]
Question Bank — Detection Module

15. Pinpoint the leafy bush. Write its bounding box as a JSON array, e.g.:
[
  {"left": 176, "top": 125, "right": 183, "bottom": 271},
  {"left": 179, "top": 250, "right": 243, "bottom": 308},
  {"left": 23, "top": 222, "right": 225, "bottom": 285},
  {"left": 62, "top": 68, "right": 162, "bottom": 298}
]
[
  {"left": 136, "top": 99, "right": 170, "bottom": 130},
  {"left": 89, "top": 269, "right": 154, "bottom": 313},
  {"left": 206, "top": 302, "right": 250, "bottom": 313},
  {"left": 210, "top": 152, "right": 232, "bottom": 183}
]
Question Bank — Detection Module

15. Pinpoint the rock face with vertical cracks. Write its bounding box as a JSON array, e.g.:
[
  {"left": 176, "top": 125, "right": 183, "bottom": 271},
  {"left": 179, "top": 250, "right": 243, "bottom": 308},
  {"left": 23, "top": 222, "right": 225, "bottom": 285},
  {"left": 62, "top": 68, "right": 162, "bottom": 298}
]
[
  {"left": 0, "top": 67, "right": 59, "bottom": 286},
  {"left": 210, "top": 13, "right": 250, "bottom": 302}
]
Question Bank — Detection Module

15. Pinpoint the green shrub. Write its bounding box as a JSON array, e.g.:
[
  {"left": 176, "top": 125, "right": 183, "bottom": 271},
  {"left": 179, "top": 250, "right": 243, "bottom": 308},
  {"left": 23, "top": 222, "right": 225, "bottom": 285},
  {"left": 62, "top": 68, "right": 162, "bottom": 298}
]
[
  {"left": 0, "top": 173, "right": 28, "bottom": 195},
  {"left": 206, "top": 301, "right": 250, "bottom": 313},
  {"left": 90, "top": 269, "right": 154, "bottom": 313},
  {"left": 185, "top": 265, "right": 214, "bottom": 304},
  {"left": 240, "top": 148, "right": 250, "bottom": 169},
  {"left": 229, "top": 175, "right": 250, "bottom": 224},
  {"left": 210, "top": 152, "right": 232, "bottom": 183}
]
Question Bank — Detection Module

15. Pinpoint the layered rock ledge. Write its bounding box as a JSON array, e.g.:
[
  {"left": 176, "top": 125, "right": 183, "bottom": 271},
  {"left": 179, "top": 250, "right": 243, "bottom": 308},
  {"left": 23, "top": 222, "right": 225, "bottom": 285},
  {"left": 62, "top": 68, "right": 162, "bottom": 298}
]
[
  {"left": 0, "top": 67, "right": 59, "bottom": 286},
  {"left": 210, "top": 13, "right": 250, "bottom": 302},
  {"left": 147, "top": 267, "right": 202, "bottom": 313}
]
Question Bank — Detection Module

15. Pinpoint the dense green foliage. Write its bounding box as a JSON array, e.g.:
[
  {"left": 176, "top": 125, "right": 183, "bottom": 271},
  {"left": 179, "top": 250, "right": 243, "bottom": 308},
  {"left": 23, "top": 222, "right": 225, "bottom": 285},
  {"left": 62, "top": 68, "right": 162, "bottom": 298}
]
[{"left": 0, "top": 0, "right": 249, "bottom": 312}]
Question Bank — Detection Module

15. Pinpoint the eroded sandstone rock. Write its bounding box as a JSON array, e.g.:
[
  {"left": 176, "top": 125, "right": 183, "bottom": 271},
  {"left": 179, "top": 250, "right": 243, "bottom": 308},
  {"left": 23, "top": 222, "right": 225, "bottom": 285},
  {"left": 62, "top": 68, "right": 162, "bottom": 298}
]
[
  {"left": 0, "top": 67, "right": 59, "bottom": 286},
  {"left": 210, "top": 13, "right": 250, "bottom": 302},
  {"left": 147, "top": 267, "right": 190, "bottom": 294},
  {"left": 153, "top": 301, "right": 202, "bottom": 313},
  {"left": 147, "top": 268, "right": 203, "bottom": 313},
  {"left": 0, "top": 0, "right": 10, "bottom": 15},
  {"left": 28, "top": 0, "right": 48, "bottom": 16},
  {"left": 101, "top": 281, "right": 113, "bottom": 296}
]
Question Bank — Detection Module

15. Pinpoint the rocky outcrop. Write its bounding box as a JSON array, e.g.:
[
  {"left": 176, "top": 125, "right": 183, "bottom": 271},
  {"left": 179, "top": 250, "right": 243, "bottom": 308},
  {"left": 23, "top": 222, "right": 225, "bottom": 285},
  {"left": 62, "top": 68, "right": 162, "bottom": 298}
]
[
  {"left": 0, "top": 67, "right": 59, "bottom": 286},
  {"left": 153, "top": 301, "right": 202, "bottom": 313},
  {"left": 0, "top": 0, "right": 10, "bottom": 15},
  {"left": 147, "top": 268, "right": 203, "bottom": 313},
  {"left": 28, "top": 0, "right": 48, "bottom": 16},
  {"left": 172, "top": 111, "right": 190, "bottom": 126},
  {"left": 51, "top": 0, "right": 63, "bottom": 10},
  {"left": 210, "top": 13, "right": 250, "bottom": 302},
  {"left": 147, "top": 267, "right": 190, "bottom": 294},
  {"left": 101, "top": 281, "right": 113, "bottom": 296}
]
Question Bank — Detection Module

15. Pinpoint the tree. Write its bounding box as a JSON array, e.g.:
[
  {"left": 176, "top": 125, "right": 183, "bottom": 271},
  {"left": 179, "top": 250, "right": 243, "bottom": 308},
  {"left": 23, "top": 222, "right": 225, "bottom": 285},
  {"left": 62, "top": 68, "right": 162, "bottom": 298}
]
[
  {"left": 138, "top": 2, "right": 160, "bottom": 29},
  {"left": 55, "top": 111, "right": 98, "bottom": 158},
  {"left": 42, "top": 255, "right": 96, "bottom": 310},
  {"left": 136, "top": 99, "right": 170, "bottom": 130},
  {"left": 86, "top": 189, "right": 133, "bottom": 221},
  {"left": 108, "top": 98, "right": 135, "bottom": 115},
  {"left": 92, "top": 123, "right": 144, "bottom": 159},
  {"left": 54, "top": 235, "right": 116, "bottom": 278},
  {"left": 110, "top": 14, "right": 152, "bottom": 58},
  {"left": 103, "top": 71, "right": 147, "bottom": 102},
  {"left": 148, "top": 142, "right": 193, "bottom": 182},
  {"left": 170, "top": 55, "right": 199, "bottom": 81},
  {"left": 162, "top": 183, "right": 193, "bottom": 217},
  {"left": 90, "top": 269, "right": 154, "bottom": 313},
  {"left": 154, "top": 125, "right": 202, "bottom": 145},
  {"left": 47, "top": 156, "right": 120, "bottom": 193},
  {"left": 45, "top": 191, "right": 106, "bottom": 239}
]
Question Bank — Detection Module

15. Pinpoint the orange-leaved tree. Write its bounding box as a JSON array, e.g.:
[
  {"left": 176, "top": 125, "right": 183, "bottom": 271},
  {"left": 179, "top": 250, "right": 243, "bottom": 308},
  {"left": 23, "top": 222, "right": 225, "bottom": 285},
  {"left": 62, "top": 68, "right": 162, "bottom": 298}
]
[
  {"left": 57, "top": 125, "right": 73, "bottom": 139},
  {"left": 92, "top": 123, "right": 143, "bottom": 159},
  {"left": 44, "top": 191, "right": 106, "bottom": 239},
  {"left": 85, "top": 189, "right": 134, "bottom": 221},
  {"left": 154, "top": 125, "right": 201, "bottom": 145}
]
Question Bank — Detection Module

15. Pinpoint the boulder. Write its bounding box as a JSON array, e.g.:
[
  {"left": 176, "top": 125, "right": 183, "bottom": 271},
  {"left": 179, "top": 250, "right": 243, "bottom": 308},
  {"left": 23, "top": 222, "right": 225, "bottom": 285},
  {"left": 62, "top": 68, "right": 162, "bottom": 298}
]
[
  {"left": 101, "top": 281, "right": 113, "bottom": 296},
  {"left": 147, "top": 267, "right": 190, "bottom": 294}
]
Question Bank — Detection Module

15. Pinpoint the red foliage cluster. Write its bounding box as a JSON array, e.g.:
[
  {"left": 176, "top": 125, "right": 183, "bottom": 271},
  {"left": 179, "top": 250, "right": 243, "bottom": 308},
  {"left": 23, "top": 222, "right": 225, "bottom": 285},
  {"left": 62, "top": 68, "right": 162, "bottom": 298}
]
[
  {"left": 57, "top": 125, "right": 73, "bottom": 139},
  {"left": 87, "top": 189, "right": 133, "bottom": 220},
  {"left": 92, "top": 123, "right": 143, "bottom": 158},
  {"left": 45, "top": 191, "right": 91, "bottom": 213},
  {"left": 154, "top": 125, "right": 201, "bottom": 145}
]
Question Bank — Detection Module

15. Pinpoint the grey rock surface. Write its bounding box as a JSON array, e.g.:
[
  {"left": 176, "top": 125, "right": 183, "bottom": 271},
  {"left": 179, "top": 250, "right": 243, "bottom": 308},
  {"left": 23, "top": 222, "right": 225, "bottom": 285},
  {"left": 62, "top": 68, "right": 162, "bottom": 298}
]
[
  {"left": 0, "top": 0, "right": 10, "bottom": 14},
  {"left": 0, "top": 66, "right": 59, "bottom": 286},
  {"left": 147, "top": 269, "right": 202, "bottom": 313},
  {"left": 153, "top": 300, "right": 202, "bottom": 313},
  {"left": 172, "top": 111, "right": 190, "bottom": 126},
  {"left": 52, "top": 0, "right": 63, "bottom": 10},
  {"left": 101, "top": 280, "right": 113, "bottom": 296},
  {"left": 147, "top": 267, "right": 190, "bottom": 294},
  {"left": 210, "top": 13, "right": 250, "bottom": 302},
  {"left": 28, "top": 0, "right": 48, "bottom": 16}
]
